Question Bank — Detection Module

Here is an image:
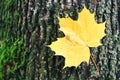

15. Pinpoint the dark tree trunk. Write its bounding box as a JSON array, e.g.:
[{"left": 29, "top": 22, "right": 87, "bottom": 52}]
[{"left": 0, "top": 0, "right": 120, "bottom": 80}]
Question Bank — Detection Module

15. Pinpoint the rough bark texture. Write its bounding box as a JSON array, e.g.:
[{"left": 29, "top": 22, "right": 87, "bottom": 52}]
[{"left": 0, "top": 0, "right": 120, "bottom": 80}]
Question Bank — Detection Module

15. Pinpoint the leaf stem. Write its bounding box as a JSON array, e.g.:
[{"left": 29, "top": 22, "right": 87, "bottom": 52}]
[
  {"left": 90, "top": 53, "right": 100, "bottom": 76},
  {"left": 94, "top": 0, "right": 97, "bottom": 5}
]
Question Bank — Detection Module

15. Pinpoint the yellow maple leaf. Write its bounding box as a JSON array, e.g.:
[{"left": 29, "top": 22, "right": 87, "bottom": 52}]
[{"left": 49, "top": 7, "right": 106, "bottom": 68}]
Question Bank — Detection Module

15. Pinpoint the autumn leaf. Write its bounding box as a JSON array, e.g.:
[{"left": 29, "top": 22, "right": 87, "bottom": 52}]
[{"left": 49, "top": 7, "right": 106, "bottom": 68}]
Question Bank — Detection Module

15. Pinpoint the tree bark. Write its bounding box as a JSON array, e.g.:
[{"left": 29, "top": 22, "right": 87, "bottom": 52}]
[{"left": 0, "top": 0, "right": 120, "bottom": 80}]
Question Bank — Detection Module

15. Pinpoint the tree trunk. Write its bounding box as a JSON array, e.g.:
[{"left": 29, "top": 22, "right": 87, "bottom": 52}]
[{"left": 0, "top": 0, "right": 120, "bottom": 80}]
